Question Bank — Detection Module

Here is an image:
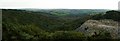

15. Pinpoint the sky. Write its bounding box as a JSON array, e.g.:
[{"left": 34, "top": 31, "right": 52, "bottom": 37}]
[{"left": 0, "top": 0, "right": 119, "bottom": 10}]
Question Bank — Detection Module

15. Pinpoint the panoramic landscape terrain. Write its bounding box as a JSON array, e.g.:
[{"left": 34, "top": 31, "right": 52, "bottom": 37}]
[{"left": 2, "top": 9, "right": 120, "bottom": 41}]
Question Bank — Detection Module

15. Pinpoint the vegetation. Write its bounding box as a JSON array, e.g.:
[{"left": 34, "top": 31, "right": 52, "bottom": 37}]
[
  {"left": 91, "top": 10, "right": 120, "bottom": 22},
  {"left": 2, "top": 9, "right": 119, "bottom": 41}
]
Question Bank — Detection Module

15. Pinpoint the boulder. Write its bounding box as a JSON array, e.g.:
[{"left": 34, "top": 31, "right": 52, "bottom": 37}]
[{"left": 76, "top": 19, "right": 119, "bottom": 39}]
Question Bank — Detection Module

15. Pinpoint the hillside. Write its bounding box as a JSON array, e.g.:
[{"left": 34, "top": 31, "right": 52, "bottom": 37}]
[{"left": 2, "top": 9, "right": 119, "bottom": 41}]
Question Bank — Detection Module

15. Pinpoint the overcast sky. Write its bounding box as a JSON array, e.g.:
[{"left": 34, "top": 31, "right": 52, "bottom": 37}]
[{"left": 0, "top": 0, "right": 119, "bottom": 10}]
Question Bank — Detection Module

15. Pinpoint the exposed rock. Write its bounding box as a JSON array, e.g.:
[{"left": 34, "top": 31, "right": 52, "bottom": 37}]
[{"left": 76, "top": 19, "right": 119, "bottom": 39}]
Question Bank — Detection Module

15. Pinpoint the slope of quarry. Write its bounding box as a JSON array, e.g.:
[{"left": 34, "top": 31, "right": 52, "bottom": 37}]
[{"left": 76, "top": 19, "right": 119, "bottom": 39}]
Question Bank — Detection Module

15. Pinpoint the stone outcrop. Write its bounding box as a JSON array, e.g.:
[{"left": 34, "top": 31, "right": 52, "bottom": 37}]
[{"left": 76, "top": 19, "right": 119, "bottom": 39}]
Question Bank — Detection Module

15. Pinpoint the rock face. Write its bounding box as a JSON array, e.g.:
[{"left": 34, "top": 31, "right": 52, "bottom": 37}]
[{"left": 76, "top": 19, "right": 119, "bottom": 39}]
